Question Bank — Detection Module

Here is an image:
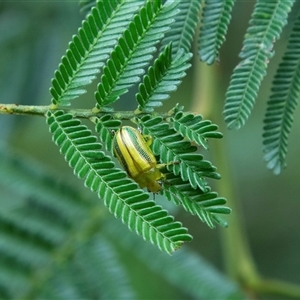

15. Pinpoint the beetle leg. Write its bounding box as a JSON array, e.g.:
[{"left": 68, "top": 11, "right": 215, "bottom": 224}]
[
  {"left": 156, "top": 161, "right": 180, "bottom": 169},
  {"left": 143, "top": 134, "right": 153, "bottom": 147}
]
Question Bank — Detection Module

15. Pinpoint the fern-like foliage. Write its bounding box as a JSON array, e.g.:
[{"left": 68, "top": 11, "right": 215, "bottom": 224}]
[
  {"left": 46, "top": 110, "right": 192, "bottom": 254},
  {"left": 0, "top": 212, "right": 52, "bottom": 298},
  {"left": 198, "top": 0, "right": 236, "bottom": 64},
  {"left": 0, "top": 145, "right": 138, "bottom": 299},
  {"left": 163, "top": 171, "right": 230, "bottom": 228},
  {"left": 94, "top": 0, "right": 179, "bottom": 109},
  {"left": 161, "top": 0, "right": 201, "bottom": 56},
  {"left": 263, "top": 13, "right": 300, "bottom": 174},
  {"left": 0, "top": 144, "right": 234, "bottom": 299},
  {"left": 50, "top": 0, "right": 142, "bottom": 106},
  {"left": 135, "top": 43, "right": 192, "bottom": 112},
  {"left": 169, "top": 111, "right": 223, "bottom": 150},
  {"left": 0, "top": 145, "right": 90, "bottom": 221},
  {"left": 77, "top": 237, "right": 135, "bottom": 299},
  {"left": 104, "top": 217, "right": 245, "bottom": 299},
  {"left": 51, "top": 236, "right": 136, "bottom": 299},
  {"left": 93, "top": 114, "right": 122, "bottom": 152},
  {"left": 132, "top": 115, "right": 230, "bottom": 228},
  {"left": 223, "top": 0, "right": 295, "bottom": 129},
  {"left": 136, "top": 115, "right": 220, "bottom": 192}
]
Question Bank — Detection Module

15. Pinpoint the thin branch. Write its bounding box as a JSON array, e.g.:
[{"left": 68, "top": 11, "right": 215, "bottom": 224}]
[
  {"left": 192, "top": 49, "right": 300, "bottom": 300},
  {"left": 0, "top": 103, "right": 172, "bottom": 120},
  {"left": 0, "top": 104, "right": 52, "bottom": 117},
  {"left": 251, "top": 278, "right": 300, "bottom": 299}
]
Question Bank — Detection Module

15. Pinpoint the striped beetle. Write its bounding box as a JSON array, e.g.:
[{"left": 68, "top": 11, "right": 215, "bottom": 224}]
[{"left": 113, "top": 126, "right": 172, "bottom": 193}]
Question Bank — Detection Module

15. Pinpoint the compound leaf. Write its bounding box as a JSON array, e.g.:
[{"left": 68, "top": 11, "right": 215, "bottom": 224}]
[
  {"left": 224, "top": 0, "right": 294, "bottom": 129},
  {"left": 263, "top": 13, "right": 300, "bottom": 174},
  {"left": 198, "top": 0, "right": 236, "bottom": 64},
  {"left": 50, "top": 0, "right": 141, "bottom": 106},
  {"left": 46, "top": 110, "right": 192, "bottom": 254}
]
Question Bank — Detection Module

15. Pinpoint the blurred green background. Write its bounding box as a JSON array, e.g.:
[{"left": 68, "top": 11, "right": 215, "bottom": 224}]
[{"left": 0, "top": 1, "right": 300, "bottom": 298}]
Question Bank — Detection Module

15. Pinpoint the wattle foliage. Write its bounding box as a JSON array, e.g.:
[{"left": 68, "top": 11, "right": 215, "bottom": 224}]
[
  {"left": 224, "top": 0, "right": 295, "bottom": 130},
  {"left": 263, "top": 13, "right": 300, "bottom": 174}
]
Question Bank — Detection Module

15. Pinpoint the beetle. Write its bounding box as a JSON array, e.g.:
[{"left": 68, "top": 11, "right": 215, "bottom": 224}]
[{"left": 113, "top": 126, "right": 172, "bottom": 193}]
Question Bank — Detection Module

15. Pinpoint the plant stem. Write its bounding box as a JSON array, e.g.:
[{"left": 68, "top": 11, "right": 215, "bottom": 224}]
[
  {"left": 191, "top": 56, "right": 300, "bottom": 299},
  {"left": 0, "top": 103, "right": 171, "bottom": 119},
  {"left": 192, "top": 58, "right": 260, "bottom": 280},
  {"left": 251, "top": 278, "right": 300, "bottom": 299},
  {"left": 0, "top": 104, "right": 52, "bottom": 116}
]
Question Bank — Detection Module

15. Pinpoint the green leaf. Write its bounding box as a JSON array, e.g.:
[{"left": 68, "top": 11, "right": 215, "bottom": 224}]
[
  {"left": 0, "top": 144, "right": 90, "bottom": 222},
  {"left": 263, "top": 13, "right": 300, "bottom": 174},
  {"left": 50, "top": 0, "right": 141, "bottom": 106},
  {"left": 163, "top": 171, "right": 230, "bottom": 228},
  {"left": 169, "top": 111, "right": 223, "bottom": 150},
  {"left": 136, "top": 43, "right": 192, "bottom": 112},
  {"left": 94, "top": 0, "right": 179, "bottom": 108},
  {"left": 199, "top": 0, "right": 236, "bottom": 65},
  {"left": 61, "top": 236, "right": 135, "bottom": 299},
  {"left": 161, "top": 0, "right": 201, "bottom": 55},
  {"left": 0, "top": 144, "right": 132, "bottom": 299},
  {"left": 224, "top": 0, "right": 295, "bottom": 129},
  {"left": 136, "top": 115, "right": 221, "bottom": 192},
  {"left": 46, "top": 110, "right": 192, "bottom": 254},
  {"left": 105, "top": 217, "right": 244, "bottom": 299},
  {"left": 93, "top": 114, "right": 122, "bottom": 152}
]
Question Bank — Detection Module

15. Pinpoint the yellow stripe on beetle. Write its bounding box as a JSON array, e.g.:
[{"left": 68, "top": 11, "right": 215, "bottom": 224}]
[{"left": 113, "top": 126, "right": 168, "bottom": 193}]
